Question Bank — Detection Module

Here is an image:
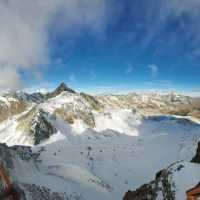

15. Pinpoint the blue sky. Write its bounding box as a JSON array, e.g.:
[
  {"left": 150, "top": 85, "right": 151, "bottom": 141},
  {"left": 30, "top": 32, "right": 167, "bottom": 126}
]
[{"left": 1, "top": 0, "right": 200, "bottom": 95}]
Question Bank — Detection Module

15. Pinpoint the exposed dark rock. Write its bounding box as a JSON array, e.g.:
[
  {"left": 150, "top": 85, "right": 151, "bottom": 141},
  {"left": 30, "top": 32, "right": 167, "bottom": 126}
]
[
  {"left": 191, "top": 141, "right": 200, "bottom": 163},
  {"left": 0, "top": 143, "right": 41, "bottom": 193},
  {"left": 31, "top": 109, "right": 57, "bottom": 145},
  {"left": 17, "top": 108, "right": 56, "bottom": 145},
  {"left": 0, "top": 143, "right": 14, "bottom": 169},
  {"left": 123, "top": 183, "right": 156, "bottom": 200},
  {"left": 54, "top": 106, "right": 96, "bottom": 128},
  {"left": 20, "top": 183, "right": 68, "bottom": 200},
  {"left": 80, "top": 92, "right": 102, "bottom": 111},
  {"left": 12, "top": 91, "right": 46, "bottom": 104},
  {"left": 0, "top": 143, "right": 43, "bottom": 167},
  {"left": 10, "top": 145, "right": 44, "bottom": 162},
  {"left": 123, "top": 169, "right": 175, "bottom": 200},
  {"left": 0, "top": 143, "right": 73, "bottom": 200}
]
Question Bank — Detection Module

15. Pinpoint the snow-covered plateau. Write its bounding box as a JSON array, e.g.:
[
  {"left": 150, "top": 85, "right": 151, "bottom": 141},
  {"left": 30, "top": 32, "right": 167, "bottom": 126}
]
[{"left": 0, "top": 83, "right": 199, "bottom": 200}]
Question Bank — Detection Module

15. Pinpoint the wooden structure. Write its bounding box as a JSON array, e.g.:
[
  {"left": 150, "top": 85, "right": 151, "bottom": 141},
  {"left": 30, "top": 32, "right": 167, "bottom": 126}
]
[
  {"left": 186, "top": 183, "right": 200, "bottom": 200},
  {"left": 0, "top": 164, "right": 20, "bottom": 200}
]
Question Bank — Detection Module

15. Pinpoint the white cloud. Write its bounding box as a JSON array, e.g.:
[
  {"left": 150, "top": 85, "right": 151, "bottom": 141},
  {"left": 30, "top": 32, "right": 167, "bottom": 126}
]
[
  {"left": 148, "top": 64, "right": 158, "bottom": 77},
  {"left": 0, "top": 0, "right": 109, "bottom": 89},
  {"left": 0, "top": 67, "right": 22, "bottom": 89}
]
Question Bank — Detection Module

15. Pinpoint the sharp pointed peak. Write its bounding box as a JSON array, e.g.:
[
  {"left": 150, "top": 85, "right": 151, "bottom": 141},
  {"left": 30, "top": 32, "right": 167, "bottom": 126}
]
[
  {"left": 57, "top": 82, "right": 67, "bottom": 88},
  {"left": 55, "top": 82, "right": 75, "bottom": 93},
  {"left": 46, "top": 82, "right": 76, "bottom": 99}
]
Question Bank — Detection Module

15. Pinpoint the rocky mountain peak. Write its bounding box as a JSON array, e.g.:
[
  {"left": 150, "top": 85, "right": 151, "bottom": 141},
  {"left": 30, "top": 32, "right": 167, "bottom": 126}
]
[
  {"left": 46, "top": 82, "right": 75, "bottom": 99},
  {"left": 55, "top": 82, "right": 75, "bottom": 94}
]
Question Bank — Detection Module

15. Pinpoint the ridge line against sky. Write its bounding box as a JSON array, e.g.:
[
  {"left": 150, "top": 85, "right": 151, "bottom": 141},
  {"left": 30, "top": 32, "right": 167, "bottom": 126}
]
[
  {"left": 0, "top": 0, "right": 200, "bottom": 95},
  {"left": 24, "top": 82, "right": 200, "bottom": 97}
]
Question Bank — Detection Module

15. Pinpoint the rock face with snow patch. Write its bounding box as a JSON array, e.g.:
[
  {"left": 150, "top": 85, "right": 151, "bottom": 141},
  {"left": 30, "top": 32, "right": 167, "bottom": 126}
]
[
  {"left": 0, "top": 143, "right": 38, "bottom": 199},
  {"left": 0, "top": 96, "right": 27, "bottom": 122},
  {"left": 31, "top": 109, "right": 57, "bottom": 145},
  {"left": 43, "top": 90, "right": 98, "bottom": 128},
  {"left": 123, "top": 142, "right": 200, "bottom": 200},
  {"left": 191, "top": 141, "right": 200, "bottom": 163},
  {"left": 17, "top": 108, "right": 56, "bottom": 145},
  {"left": 123, "top": 166, "right": 176, "bottom": 200},
  {"left": 80, "top": 92, "right": 103, "bottom": 111},
  {"left": 19, "top": 183, "right": 69, "bottom": 200},
  {"left": 0, "top": 143, "right": 70, "bottom": 200}
]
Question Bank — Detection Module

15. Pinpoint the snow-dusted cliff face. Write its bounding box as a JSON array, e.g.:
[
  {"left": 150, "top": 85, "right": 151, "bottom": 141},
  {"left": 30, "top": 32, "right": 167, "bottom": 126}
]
[{"left": 0, "top": 83, "right": 199, "bottom": 200}]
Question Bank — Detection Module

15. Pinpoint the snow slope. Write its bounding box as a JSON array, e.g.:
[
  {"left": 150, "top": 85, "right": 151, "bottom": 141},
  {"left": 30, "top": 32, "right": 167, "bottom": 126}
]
[{"left": 30, "top": 113, "right": 200, "bottom": 200}]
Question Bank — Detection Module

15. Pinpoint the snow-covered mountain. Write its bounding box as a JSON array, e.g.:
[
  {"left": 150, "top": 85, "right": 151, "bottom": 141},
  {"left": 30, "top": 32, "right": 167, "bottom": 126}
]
[
  {"left": 97, "top": 92, "right": 200, "bottom": 120},
  {"left": 0, "top": 83, "right": 199, "bottom": 200}
]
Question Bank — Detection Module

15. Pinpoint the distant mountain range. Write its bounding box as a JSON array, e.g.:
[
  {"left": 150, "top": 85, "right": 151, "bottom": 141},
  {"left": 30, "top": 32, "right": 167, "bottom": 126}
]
[{"left": 0, "top": 83, "right": 200, "bottom": 143}]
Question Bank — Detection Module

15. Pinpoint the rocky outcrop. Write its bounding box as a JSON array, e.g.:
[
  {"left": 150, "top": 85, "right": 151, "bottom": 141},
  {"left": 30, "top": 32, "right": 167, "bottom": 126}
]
[
  {"left": 0, "top": 143, "right": 41, "bottom": 199},
  {"left": 0, "top": 143, "right": 40, "bottom": 190},
  {"left": 17, "top": 108, "right": 56, "bottom": 145},
  {"left": 191, "top": 141, "right": 200, "bottom": 163},
  {"left": 123, "top": 142, "right": 200, "bottom": 200},
  {"left": 12, "top": 91, "right": 46, "bottom": 104},
  {"left": 0, "top": 97, "right": 27, "bottom": 122},
  {"left": 54, "top": 106, "right": 96, "bottom": 128},
  {"left": 80, "top": 92, "right": 103, "bottom": 111},
  {"left": 0, "top": 143, "right": 42, "bottom": 168},
  {"left": 19, "top": 182, "right": 86, "bottom": 200},
  {"left": 31, "top": 109, "right": 57, "bottom": 145},
  {"left": 123, "top": 162, "right": 184, "bottom": 200},
  {"left": 123, "top": 183, "right": 156, "bottom": 200},
  {"left": 19, "top": 183, "right": 68, "bottom": 200},
  {"left": 0, "top": 143, "right": 72, "bottom": 200}
]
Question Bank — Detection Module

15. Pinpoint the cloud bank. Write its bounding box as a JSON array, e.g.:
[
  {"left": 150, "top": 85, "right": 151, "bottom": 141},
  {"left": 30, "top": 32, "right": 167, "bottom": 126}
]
[{"left": 0, "top": 0, "right": 108, "bottom": 89}]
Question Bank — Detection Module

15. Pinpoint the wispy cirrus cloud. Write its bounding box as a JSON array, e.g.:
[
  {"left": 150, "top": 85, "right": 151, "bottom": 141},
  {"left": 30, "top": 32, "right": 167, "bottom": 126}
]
[
  {"left": 148, "top": 64, "right": 158, "bottom": 78},
  {"left": 90, "top": 69, "right": 97, "bottom": 79},
  {"left": 125, "top": 64, "right": 134, "bottom": 75},
  {"left": 68, "top": 74, "right": 76, "bottom": 83},
  {"left": 120, "top": 0, "right": 200, "bottom": 61}
]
